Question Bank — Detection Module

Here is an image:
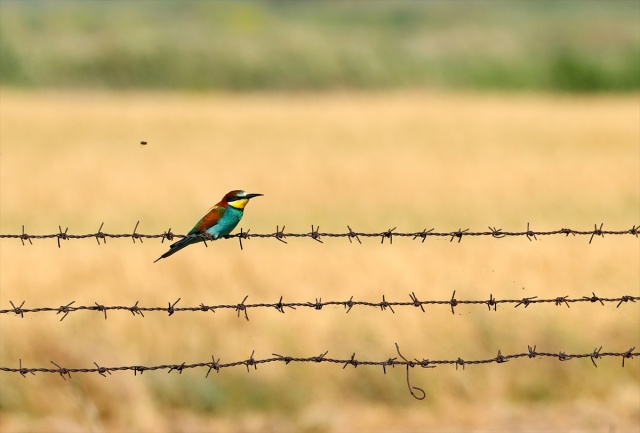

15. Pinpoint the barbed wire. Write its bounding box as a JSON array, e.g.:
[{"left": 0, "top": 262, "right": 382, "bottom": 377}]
[
  {"left": 2, "top": 223, "right": 638, "bottom": 400},
  {"left": 2, "top": 292, "right": 637, "bottom": 321},
  {"left": 2, "top": 344, "right": 636, "bottom": 399},
  {"left": 1, "top": 223, "right": 638, "bottom": 249}
]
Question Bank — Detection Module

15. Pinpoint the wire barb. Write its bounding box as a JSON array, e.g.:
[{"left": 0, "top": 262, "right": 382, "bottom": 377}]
[
  {"left": 313, "top": 351, "right": 329, "bottom": 362},
  {"left": 515, "top": 296, "right": 538, "bottom": 308},
  {"left": 9, "top": 301, "right": 25, "bottom": 318},
  {"left": 93, "top": 361, "right": 111, "bottom": 377},
  {"left": 346, "top": 225, "right": 361, "bottom": 244},
  {"left": 236, "top": 295, "right": 250, "bottom": 321},
  {"left": 449, "top": 290, "right": 458, "bottom": 314},
  {"left": 168, "top": 362, "right": 186, "bottom": 375},
  {"left": 237, "top": 228, "right": 250, "bottom": 250},
  {"left": 554, "top": 296, "right": 570, "bottom": 308},
  {"left": 274, "top": 225, "right": 287, "bottom": 244},
  {"left": 381, "top": 227, "right": 396, "bottom": 244},
  {"left": 558, "top": 352, "right": 571, "bottom": 361},
  {"left": 245, "top": 350, "right": 257, "bottom": 372},
  {"left": 19, "top": 359, "right": 34, "bottom": 378},
  {"left": 450, "top": 228, "right": 469, "bottom": 243},
  {"left": 487, "top": 293, "right": 497, "bottom": 311},
  {"left": 56, "top": 226, "right": 69, "bottom": 248},
  {"left": 94, "top": 302, "right": 108, "bottom": 319},
  {"left": 310, "top": 225, "right": 323, "bottom": 243},
  {"left": 56, "top": 301, "right": 75, "bottom": 321},
  {"left": 589, "top": 223, "right": 605, "bottom": 244},
  {"left": 95, "top": 222, "right": 106, "bottom": 245},
  {"left": 409, "top": 292, "right": 425, "bottom": 313},
  {"left": 161, "top": 227, "right": 173, "bottom": 244},
  {"left": 590, "top": 347, "right": 603, "bottom": 368},
  {"left": 616, "top": 296, "right": 636, "bottom": 308},
  {"left": 206, "top": 355, "right": 221, "bottom": 377},
  {"left": 379, "top": 295, "right": 395, "bottom": 313},
  {"left": 19, "top": 225, "right": 32, "bottom": 246},
  {"left": 130, "top": 221, "right": 142, "bottom": 243},
  {"left": 129, "top": 301, "right": 144, "bottom": 317},
  {"left": 167, "top": 298, "right": 181, "bottom": 316},
  {"left": 343, "top": 353, "right": 359, "bottom": 369},
  {"left": 622, "top": 347, "right": 636, "bottom": 367},
  {"left": 312, "top": 298, "right": 323, "bottom": 310},
  {"left": 584, "top": 292, "right": 605, "bottom": 306},
  {"left": 526, "top": 222, "right": 537, "bottom": 241},
  {"left": 50, "top": 361, "right": 71, "bottom": 380},
  {"left": 344, "top": 296, "right": 355, "bottom": 313}
]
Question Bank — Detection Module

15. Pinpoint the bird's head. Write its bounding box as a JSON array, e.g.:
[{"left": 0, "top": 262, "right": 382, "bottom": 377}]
[{"left": 223, "top": 190, "right": 263, "bottom": 210}]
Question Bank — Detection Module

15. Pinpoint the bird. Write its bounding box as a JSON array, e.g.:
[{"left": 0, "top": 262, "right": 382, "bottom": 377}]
[{"left": 154, "top": 190, "right": 263, "bottom": 262}]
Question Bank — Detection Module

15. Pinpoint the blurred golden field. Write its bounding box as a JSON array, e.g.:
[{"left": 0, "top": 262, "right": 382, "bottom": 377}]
[{"left": 0, "top": 90, "right": 639, "bottom": 433}]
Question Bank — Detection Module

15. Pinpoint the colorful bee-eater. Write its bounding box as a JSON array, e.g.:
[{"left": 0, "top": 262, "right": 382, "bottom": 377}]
[{"left": 154, "top": 190, "right": 263, "bottom": 262}]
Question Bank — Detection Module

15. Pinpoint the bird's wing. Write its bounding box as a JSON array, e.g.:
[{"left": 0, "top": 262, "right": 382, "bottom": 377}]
[{"left": 190, "top": 205, "right": 226, "bottom": 234}]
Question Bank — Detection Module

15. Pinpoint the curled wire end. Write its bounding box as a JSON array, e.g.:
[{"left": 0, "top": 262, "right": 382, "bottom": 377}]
[
  {"left": 395, "top": 343, "right": 426, "bottom": 400},
  {"left": 407, "top": 381, "right": 426, "bottom": 400}
]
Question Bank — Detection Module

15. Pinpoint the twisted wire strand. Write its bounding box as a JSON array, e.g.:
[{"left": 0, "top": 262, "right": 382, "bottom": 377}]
[
  {"left": 2, "top": 345, "right": 637, "bottom": 399},
  {"left": 2, "top": 293, "right": 638, "bottom": 321},
  {"left": 1, "top": 223, "right": 638, "bottom": 248}
]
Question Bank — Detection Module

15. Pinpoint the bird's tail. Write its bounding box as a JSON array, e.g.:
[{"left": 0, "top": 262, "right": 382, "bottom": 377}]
[{"left": 153, "top": 236, "right": 199, "bottom": 263}]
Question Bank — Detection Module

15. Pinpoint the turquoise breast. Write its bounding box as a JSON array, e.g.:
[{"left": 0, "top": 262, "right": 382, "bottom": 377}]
[{"left": 206, "top": 206, "right": 243, "bottom": 239}]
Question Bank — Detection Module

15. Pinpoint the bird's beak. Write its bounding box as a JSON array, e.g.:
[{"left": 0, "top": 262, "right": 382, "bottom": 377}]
[{"left": 245, "top": 193, "right": 263, "bottom": 200}]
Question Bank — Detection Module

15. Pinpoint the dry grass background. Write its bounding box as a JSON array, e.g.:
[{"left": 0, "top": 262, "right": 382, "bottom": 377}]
[{"left": 0, "top": 90, "right": 639, "bottom": 432}]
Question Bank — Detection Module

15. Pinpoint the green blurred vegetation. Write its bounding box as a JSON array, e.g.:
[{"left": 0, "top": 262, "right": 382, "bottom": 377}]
[{"left": 0, "top": 0, "right": 638, "bottom": 92}]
